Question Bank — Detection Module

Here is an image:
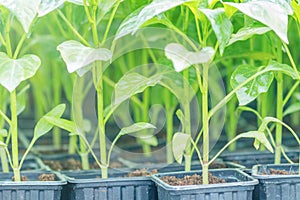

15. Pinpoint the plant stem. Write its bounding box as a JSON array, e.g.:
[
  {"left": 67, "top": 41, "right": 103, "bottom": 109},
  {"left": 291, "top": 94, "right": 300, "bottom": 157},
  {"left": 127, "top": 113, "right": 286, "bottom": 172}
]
[
  {"left": 202, "top": 64, "right": 209, "bottom": 185},
  {"left": 53, "top": 64, "right": 62, "bottom": 148},
  {"left": 0, "top": 147, "right": 9, "bottom": 172},
  {"left": 275, "top": 73, "right": 283, "bottom": 164},
  {"left": 183, "top": 69, "right": 191, "bottom": 171},
  {"left": 10, "top": 90, "right": 20, "bottom": 181},
  {"left": 165, "top": 90, "right": 174, "bottom": 163}
]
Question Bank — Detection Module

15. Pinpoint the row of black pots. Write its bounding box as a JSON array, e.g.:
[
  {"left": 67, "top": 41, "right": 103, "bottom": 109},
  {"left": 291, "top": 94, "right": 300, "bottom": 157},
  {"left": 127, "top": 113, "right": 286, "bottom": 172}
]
[{"left": 0, "top": 153, "right": 299, "bottom": 200}]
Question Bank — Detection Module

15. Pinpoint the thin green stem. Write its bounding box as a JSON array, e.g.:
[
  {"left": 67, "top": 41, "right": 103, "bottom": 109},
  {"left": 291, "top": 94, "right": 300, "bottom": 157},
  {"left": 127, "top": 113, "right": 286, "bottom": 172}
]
[
  {"left": 275, "top": 73, "right": 283, "bottom": 164},
  {"left": 0, "top": 109, "right": 11, "bottom": 126},
  {"left": 10, "top": 90, "right": 20, "bottom": 181},
  {"left": 57, "top": 10, "right": 91, "bottom": 47},
  {"left": 101, "top": 0, "right": 121, "bottom": 45},
  {"left": 282, "top": 42, "right": 300, "bottom": 80},
  {"left": 202, "top": 63, "right": 209, "bottom": 185},
  {"left": 283, "top": 81, "right": 300, "bottom": 106},
  {"left": 0, "top": 33, "right": 6, "bottom": 47},
  {"left": 5, "top": 15, "right": 12, "bottom": 57},
  {"left": 13, "top": 33, "right": 27, "bottom": 59},
  {"left": 0, "top": 147, "right": 8, "bottom": 172}
]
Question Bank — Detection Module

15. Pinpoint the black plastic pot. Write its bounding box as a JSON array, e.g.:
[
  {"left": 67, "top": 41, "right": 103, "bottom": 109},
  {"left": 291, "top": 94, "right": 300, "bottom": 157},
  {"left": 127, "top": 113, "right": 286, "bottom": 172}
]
[
  {"left": 62, "top": 169, "right": 157, "bottom": 200},
  {"left": 220, "top": 150, "right": 299, "bottom": 173},
  {"left": 0, "top": 171, "right": 67, "bottom": 200},
  {"left": 151, "top": 169, "right": 258, "bottom": 200},
  {"left": 252, "top": 164, "right": 300, "bottom": 200}
]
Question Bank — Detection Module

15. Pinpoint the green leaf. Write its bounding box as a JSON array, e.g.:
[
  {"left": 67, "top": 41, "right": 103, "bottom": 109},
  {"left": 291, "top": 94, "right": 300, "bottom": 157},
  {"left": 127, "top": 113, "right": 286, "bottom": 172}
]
[
  {"left": 283, "top": 103, "right": 300, "bottom": 117},
  {"left": 292, "top": 1, "right": 300, "bottom": 22},
  {"left": 0, "top": 129, "right": 8, "bottom": 137},
  {"left": 172, "top": 132, "right": 190, "bottom": 164},
  {"left": 175, "top": 109, "right": 185, "bottom": 131},
  {"left": 200, "top": 8, "right": 233, "bottom": 55},
  {"left": 38, "top": 0, "right": 64, "bottom": 17},
  {"left": 265, "top": 61, "right": 298, "bottom": 79},
  {"left": 115, "top": 0, "right": 193, "bottom": 39},
  {"left": 0, "top": 0, "right": 41, "bottom": 33},
  {"left": 67, "top": 0, "right": 83, "bottom": 5},
  {"left": 57, "top": 40, "right": 112, "bottom": 76},
  {"left": 113, "top": 72, "right": 162, "bottom": 106},
  {"left": 227, "top": 26, "right": 271, "bottom": 46},
  {"left": 231, "top": 64, "right": 274, "bottom": 105},
  {"left": 0, "top": 52, "right": 41, "bottom": 92},
  {"left": 165, "top": 43, "right": 214, "bottom": 72},
  {"left": 238, "top": 131, "right": 273, "bottom": 152},
  {"left": 224, "top": 0, "right": 291, "bottom": 43},
  {"left": 138, "top": 136, "right": 158, "bottom": 146},
  {"left": 120, "top": 122, "right": 156, "bottom": 136},
  {"left": 16, "top": 85, "right": 30, "bottom": 115},
  {"left": 44, "top": 116, "right": 77, "bottom": 133},
  {"left": 34, "top": 104, "right": 66, "bottom": 139}
]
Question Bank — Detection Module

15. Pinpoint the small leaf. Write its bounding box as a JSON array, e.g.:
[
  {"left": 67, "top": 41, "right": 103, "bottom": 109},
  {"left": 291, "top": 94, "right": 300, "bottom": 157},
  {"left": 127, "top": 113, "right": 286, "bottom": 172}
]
[
  {"left": 231, "top": 64, "right": 274, "bottom": 105},
  {"left": 0, "top": 129, "right": 8, "bottom": 137},
  {"left": 38, "top": 0, "right": 64, "bottom": 17},
  {"left": 0, "top": 52, "right": 41, "bottom": 92},
  {"left": 120, "top": 122, "right": 156, "bottom": 136},
  {"left": 172, "top": 132, "right": 190, "bottom": 164},
  {"left": 292, "top": 1, "right": 300, "bottom": 23},
  {"left": 224, "top": 1, "right": 291, "bottom": 43},
  {"left": 16, "top": 85, "right": 30, "bottom": 115},
  {"left": 200, "top": 8, "right": 233, "bottom": 55},
  {"left": 175, "top": 109, "right": 185, "bottom": 131},
  {"left": 283, "top": 103, "right": 300, "bottom": 117},
  {"left": 57, "top": 40, "right": 112, "bottom": 76},
  {"left": 113, "top": 72, "right": 162, "bottom": 106},
  {"left": 265, "top": 61, "right": 298, "bottom": 79},
  {"left": 238, "top": 131, "right": 273, "bottom": 152},
  {"left": 98, "top": 0, "right": 120, "bottom": 21},
  {"left": 165, "top": 43, "right": 214, "bottom": 72},
  {"left": 34, "top": 104, "right": 66, "bottom": 139},
  {"left": 115, "top": 0, "right": 193, "bottom": 39},
  {"left": 0, "top": 0, "right": 41, "bottom": 32},
  {"left": 227, "top": 26, "right": 271, "bottom": 46},
  {"left": 44, "top": 116, "right": 77, "bottom": 133}
]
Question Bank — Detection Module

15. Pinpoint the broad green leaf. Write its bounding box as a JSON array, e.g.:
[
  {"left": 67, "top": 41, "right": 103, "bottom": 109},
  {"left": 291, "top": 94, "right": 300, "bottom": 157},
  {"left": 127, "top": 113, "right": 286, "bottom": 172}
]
[
  {"left": 265, "top": 61, "right": 298, "bottom": 79},
  {"left": 57, "top": 40, "right": 112, "bottom": 76},
  {"left": 165, "top": 43, "right": 214, "bottom": 72},
  {"left": 67, "top": 0, "right": 83, "bottom": 5},
  {"left": 113, "top": 72, "right": 162, "bottom": 106},
  {"left": 238, "top": 131, "right": 273, "bottom": 152},
  {"left": 16, "top": 85, "right": 30, "bottom": 115},
  {"left": 172, "top": 132, "right": 190, "bottom": 164},
  {"left": 44, "top": 116, "right": 77, "bottom": 133},
  {"left": 38, "top": 0, "right": 64, "bottom": 17},
  {"left": 200, "top": 8, "right": 233, "bottom": 55},
  {"left": 0, "top": 0, "right": 41, "bottom": 32},
  {"left": 231, "top": 64, "right": 274, "bottom": 105},
  {"left": 34, "top": 104, "right": 66, "bottom": 139},
  {"left": 115, "top": 0, "right": 193, "bottom": 39},
  {"left": 283, "top": 103, "right": 300, "bottom": 117},
  {"left": 0, "top": 52, "right": 41, "bottom": 92},
  {"left": 227, "top": 26, "right": 271, "bottom": 46},
  {"left": 224, "top": 1, "right": 291, "bottom": 43},
  {"left": 0, "top": 129, "right": 7, "bottom": 137},
  {"left": 120, "top": 122, "right": 156, "bottom": 136}
]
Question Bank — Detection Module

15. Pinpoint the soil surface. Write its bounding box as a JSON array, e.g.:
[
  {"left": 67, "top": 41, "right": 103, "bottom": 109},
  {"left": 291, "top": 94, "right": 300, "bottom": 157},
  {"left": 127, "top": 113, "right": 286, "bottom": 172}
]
[
  {"left": 44, "top": 158, "right": 100, "bottom": 171},
  {"left": 261, "top": 168, "right": 297, "bottom": 175},
  {"left": 209, "top": 162, "right": 227, "bottom": 169},
  {"left": 38, "top": 174, "right": 55, "bottom": 181},
  {"left": 127, "top": 168, "right": 158, "bottom": 177},
  {"left": 12, "top": 175, "right": 28, "bottom": 181},
  {"left": 161, "top": 173, "right": 226, "bottom": 186}
]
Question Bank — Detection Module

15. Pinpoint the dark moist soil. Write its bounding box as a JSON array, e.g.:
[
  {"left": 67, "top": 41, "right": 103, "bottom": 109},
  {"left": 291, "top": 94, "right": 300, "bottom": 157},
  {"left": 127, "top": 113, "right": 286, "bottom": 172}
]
[
  {"left": 161, "top": 173, "right": 226, "bottom": 186},
  {"left": 127, "top": 168, "right": 158, "bottom": 177},
  {"left": 261, "top": 168, "right": 297, "bottom": 175},
  {"left": 209, "top": 162, "right": 227, "bottom": 169}
]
